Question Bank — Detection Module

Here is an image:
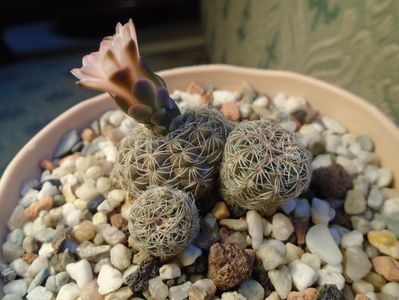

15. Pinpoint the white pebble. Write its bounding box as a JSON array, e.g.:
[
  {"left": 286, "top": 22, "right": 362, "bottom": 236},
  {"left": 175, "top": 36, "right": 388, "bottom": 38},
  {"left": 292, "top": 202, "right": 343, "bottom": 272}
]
[
  {"left": 169, "top": 281, "right": 192, "bottom": 300},
  {"left": 221, "top": 292, "right": 246, "bottom": 300},
  {"left": 268, "top": 265, "right": 292, "bottom": 299},
  {"left": 306, "top": 224, "right": 342, "bottom": 265},
  {"left": 3, "top": 279, "right": 28, "bottom": 297},
  {"left": 66, "top": 259, "right": 93, "bottom": 288},
  {"left": 317, "top": 266, "right": 345, "bottom": 290},
  {"left": 289, "top": 259, "right": 318, "bottom": 291},
  {"left": 257, "top": 244, "right": 285, "bottom": 271},
  {"left": 272, "top": 213, "right": 294, "bottom": 241},
  {"left": 345, "top": 247, "right": 372, "bottom": 281},
  {"left": 56, "top": 282, "right": 80, "bottom": 300},
  {"left": 149, "top": 276, "right": 169, "bottom": 300},
  {"left": 341, "top": 230, "right": 363, "bottom": 249},
  {"left": 352, "top": 279, "right": 374, "bottom": 294},
  {"left": 97, "top": 264, "right": 123, "bottom": 295},
  {"left": 212, "top": 90, "right": 238, "bottom": 105},
  {"left": 92, "top": 212, "right": 107, "bottom": 225},
  {"left": 381, "top": 198, "right": 399, "bottom": 218},
  {"left": 177, "top": 244, "right": 202, "bottom": 267},
  {"left": 300, "top": 253, "right": 321, "bottom": 270},
  {"left": 381, "top": 282, "right": 399, "bottom": 298},
  {"left": 159, "top": 263, "right": 181, "bottom": 280},
  {"left": 37, "top": 182, "right": 58, "bottom": 200},
  {"left": 26, "top": 286, "right": 53, "bottom": 300},
  {"left": 246, "top": 210, "right": 263, "bottom": 250},
  {"left": 110, "top": 244, "right": 132, "bottom": 271},
  {"left": 321, "top": 116, "right": 346, "bottom": 134},
  {"left": 253, "top": 96, "right": 269, "bottom": 107},
  {"left": 10, "top": 259, "right": 29, "bottom": 277},
  {"left": 377, "top": 168, "right": 393, "bottom": 187},
  {"left": 311, "top": 154, "right": 333, "bottom": 170},
  {"left": 27, "top": 256, "right": 48, "bottom": 278}
]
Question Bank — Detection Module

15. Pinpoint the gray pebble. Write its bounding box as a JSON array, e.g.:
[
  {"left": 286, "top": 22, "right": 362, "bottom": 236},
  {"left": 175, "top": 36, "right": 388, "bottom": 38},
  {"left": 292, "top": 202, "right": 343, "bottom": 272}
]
[
  {"left": 28, "top": 268, "right": 50, "bottom": 293},
  {"left": 367, "top": 186, "right": 384, "bottom": 210},
  {"left": 0, "top": 263, "right": 16, "bottom": 283},
  {"left": 2, "top": 241, "right": 24, "bottom": 263},
  {"left": 3, "top": 294, "right": 23, "bottom": 300},
  {"left": 7, "top": 229, "right": 24, "bottom": 246},
  {"left": 45, "top": 271, "right": 70, "bottom": 293},
  {"left": 9, "top": 259, "right": 29, "bottom": 277},
  {"left": 3, "top": 279, "right": 28, "bottom": 297},
  {"left": 226, "top": 232, "right": 247, "bottom": 249},
  {"left": 26, "top": 286, "right": 53, "bottom": 300},
  {"left": 35, "top": 228, "right": 56, "bottom": 243},
  {"left": 344, "top": 190, "right": 367, "bottom": 215},
  {"left": 7, "top": 205, "right": 27, "bottom": 230}
]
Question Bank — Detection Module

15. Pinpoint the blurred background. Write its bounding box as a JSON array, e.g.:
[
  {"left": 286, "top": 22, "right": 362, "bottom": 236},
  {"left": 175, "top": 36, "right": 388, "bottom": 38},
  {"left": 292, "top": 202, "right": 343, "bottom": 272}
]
[{"left": 0, "top": 0, "right": 398, "bottom": 173}]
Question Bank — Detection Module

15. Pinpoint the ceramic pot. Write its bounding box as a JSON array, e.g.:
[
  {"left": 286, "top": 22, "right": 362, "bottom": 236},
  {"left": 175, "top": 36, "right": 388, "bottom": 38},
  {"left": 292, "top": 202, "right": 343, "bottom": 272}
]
[{"left": 0, "top": 65, "right": 398, "bottom": 292}]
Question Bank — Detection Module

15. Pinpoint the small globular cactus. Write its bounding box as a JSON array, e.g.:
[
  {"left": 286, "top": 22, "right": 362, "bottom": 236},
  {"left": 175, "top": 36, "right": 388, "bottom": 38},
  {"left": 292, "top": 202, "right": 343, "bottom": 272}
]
[
  {"left": 128, "top": 186, "right": 199, "bottom": 257},
  {"left": 220, "top": 120, "right": 312, "bottom": 215}
]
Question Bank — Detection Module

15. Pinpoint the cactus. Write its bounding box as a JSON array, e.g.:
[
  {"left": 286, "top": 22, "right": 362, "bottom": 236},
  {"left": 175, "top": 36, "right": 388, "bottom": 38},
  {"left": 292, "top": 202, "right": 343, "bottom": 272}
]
[
  {"left": 220, "top": 120, "right": 312, "bottom": 215},
  {"left": 128, "top": 186, "right": 199, "bottom": 257},
  {"left": 72, "top": 20, "right": 231, "bottom": 200}
]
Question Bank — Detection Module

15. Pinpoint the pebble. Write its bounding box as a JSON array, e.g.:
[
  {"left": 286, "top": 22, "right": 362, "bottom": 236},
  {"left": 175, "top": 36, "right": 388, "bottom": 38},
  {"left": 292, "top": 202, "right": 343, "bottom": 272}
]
[
  {"left": 352, "top": 279, "right": 374, "bottom": 294},
  {"left": 367, "top": 230, "right": 399, "bottom": 259},
  {"left": 321, "top": 116, "right": 346, "bottom": 134},
  {"left": 28, "top": 267, "right": 50, "bottom": 292},
  {"left": 287, "top": 288, "right": 318, "bottom": 300},
  {"left": 159, "top": 263, "right": 181, "bottom": 280},
  {"left": 208, "top": 243, "right": 253, "bottom": 290},
  {"left": 226, "top": 232, "right": 247, "bottom": 249},
  {"left": 341, "top": 230, "right": 364, "bottom": 248},
  {"left": 381, "top": 198, "right": 399, "bottom": 218},
  {"left": 345, "top": 189, "right": 367, "bottom": 215},
  {"left": 237, "top": 279, "right": 264, "bottom": 300},
  {"left": 38, "top": 181, "right": 59, "bottom": 200},
  {"left": 1, "top": 263, "right": 17, "bottom": 282},
  {"left": 253, "top": 95, "right": 269, "bottom": 107},
  {"left": 311, "top": 198, "right": 334, "bottom": 225},
  {"left": 97, "top": 264, "right": 123, "bottom": 295},
  {"left": 110, "top": 243, "right": 132, "bottom": 271},
  {"left": 169, "top": 281, "right": 192, "bottom": 300},
  {"left": 211, "top": 202, "right": 230, "bottom": 220},
  {"left": 104, "top": 287, "right": 133, "bottom": 300},
  {"left": 76, "top": 241, "right": 111, "bottom": 262},
  {"left": 300, "top": 253, "right": 321, "bottom": 271},
  {"left": 372, "top": 256, "right": 399, "bottom": 281},
  {"left": 56, "top": 282, "right": 80, "bottom": 300},
  {"left": 27, "top": 255, "right": 49, "bottom": 278},
  {"left": 264, "top": 291, "right": 280, "bottom": 300},
  {"left": 86, "top": 194, "right": 106, "bottom": 213},
  {"left": 377, "top": 168, "right": 393, "bottom": 187},
  {"left": 3, "top": 279, "right": 28, "bottom": 296},
  {"left": 364, "top": 271, "right": 386, "bottom": 291},
  {"left": 317, "top": 267, "right": 346, "bottom": 290},
  {"left": 294, "top": 199, "right": 311, "bottom": 220},
  {"left": 75, "top": 182, "right": 99, "bottom": 202},
  {"left": 96, "top": 224, "right": 126, "bottom": 246},
  {"left": 311, "top": 154, "right": 333, "bottom": 170},
  {"left": 246, "top": 210, "right": 263, "bottom": 249},
  {"left": 149, "top": 276, "right": 169, "bottom": 300},
  {"left": 177, "top": 244, "right": 203, "bottom": 267},
  {"left": 2, "top": 241, "right": 24, "bottom": 262},
  {"left": 7, "top": 229, "right": 24, "bottom": 246},
  {"left": 345, "top": 247, "right": 372, "bottom": 281},
  {"left": 80, "top": 280, "right": 103, "bottom": 300},
  {"left": 272, "top": 213, "right": 294, "bottom": 241},
  {"left": 54, "top": 129, "right": 80, "bottom": 158},
  {"left": 66, "top": 259, "right": 93, "bottom": 288},
  {"left": 289, "top": 259, "right": 318, "bottom": 291},
  {"left": 256, "top": 243, "right": 285, "bottom": 270},
  {"left": 381, "top": 282, "right": 399, "bottom": 298},
  {"left": 219, "top": 219, "right": 247, "bottom": 231},
  {"left": 306, "top": 224, "right": 342, "bottom": 265},
  {"left": 45, "top": 272, "right": 70, "bottom": 293},
  {"left": 189, "top": 278, "right": 217, "bottom": 300},
  {"left": 71, "top": 220, "right": 96, "bottom": 243},
  {"left": 280, "top": 198, "right": 297, "bottom": 214},
  {"left": 268, "top": 265, "right": 292, "bottom": 299},
  {"left": 7, "top": 205, "right": 27, "bottom": 230},
  {"left": 367, "top": 186, "right": 384, "bottom": 210},
  {"left": 26, "top": 286, "right": 53, "bottom": 300},
  {"left": 2, "top": 295, "right": 23, "bottom": 300}
]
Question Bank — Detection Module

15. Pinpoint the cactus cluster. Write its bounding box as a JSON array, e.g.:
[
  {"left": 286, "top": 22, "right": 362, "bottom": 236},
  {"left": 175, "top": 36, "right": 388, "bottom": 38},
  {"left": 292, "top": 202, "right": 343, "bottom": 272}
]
[
  {"left": 128, "top": 186, "right": 199, "bottom": 257},
  {"left": 220, "top": 120, "right": 312, "bottom": 215}
]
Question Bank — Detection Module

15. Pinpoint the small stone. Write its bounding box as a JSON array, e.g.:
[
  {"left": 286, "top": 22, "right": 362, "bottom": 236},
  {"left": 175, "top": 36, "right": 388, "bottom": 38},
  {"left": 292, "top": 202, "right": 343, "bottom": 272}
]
[
  {"left": 2, "top": 241, "right": 23, "bottom": 263},
  {"left": 352, "top": 279, "right": 374, "bottom": 294},
  {"left": 76, "top": 241, "right": 111, "bottom": 262},
  {"left": 265, "top": 291, "right": 280, "bottom": 300},
  {"left": 1, "top": 263, "right": 17, "bottom": 282},
  {"left": 268, "top": 265, "right": 292, "bottom": 299},
  {"left": 98, "top": 264, "right": 123, "bottom": 295},
  {"left": 306, "top": 224, "right": 342, "bottom": 265},
  {"left": 27, "top": 255, "right": 48, "bottom": 278},
  {"left": 7, "top": 205, "right": 27, "bottom": 230},
  {"left": 92, "top": 212, "right": 107, "bottom": 225},
  {"left": 317, "top": 284, "right": 345, "bottom": 300},
  {"left": 126, "top": 257, "right": 160, "bottom": 293},
  {"left": 110, "top": 243, "right": 132, "bottom": 271},
  {"left": 341, "top": 230, "right": 363, "bottom": 248},
  {"left": 272, "top": 213, "right": 294, "bottom": 241},
  {"left": 226, "top": 232, "right": 247, "bottom": 249},
  {"left": 169, "top": 281, "right": 192, "bottom": 300},
  {"left": 189, "top": 278, "right": 217, "bottom": 300},
  {"left": 208, "top": 243, "right": 254, "bottom": 290},
  {"left": 81, "top": 128, "right": 96, "bottom": 142},
  {"left": 367, "top": 186, "right": 384, "bottom": 210},
  {"left": 75, "top": 182, "right": 99, "bottom": 202},
  {"left": 247, "top": 210, "right": 263, "bottom": 250},
  {"left": 300, "top": 253, "right": 321, "bottom": 271},
  {"left": 86, "top": 194, "right": 106, "bottom": 214},
  {"left": 45, "top": 272, "right": 69, "bottom": 293},
  {"left": 287, "top": 288, "right": 319, "bottom": 300},
  {"left": 148, "top": 276, "right": 168, "bottom": 300},
  {"left": 66, "top": 259, "right": 93, "bottom": 288},
  {"left": 3, "top": 279, "right": 28, "bottom": 297},
  {"left": 367, "top": 230, "right": 399, "bottom": 259},
  {"left": 372, "top": 256, "right": 399, "bottom": 281},
  {"left": 72, "top": 220, "right": 96, "bottom": 242},
  {"left": 110, "top": 213, "right": 126, "bottom": 229},
  {"left": 160, "top": 263, "right": 181, "bottom": 280},
  {"left": 221, "top": 102, "right": 240, "bottom": 121},
  {"left": 54, "top": 129, "right": 80, "bottom": 158},
  {"left": 97, "top": 224, "right": 126, "bottom": 246},
  {"left": 28, "top": 267, "right": 50, "bottom": 292},
  {"left": 79, "top": 281, "right": 103, "bottom": 300},
  {"left": 381, "top": 282, "right": 399, "bottom": 298},
  {"left": 104, "top": 287, "right": 133, "bottom": 300},
  {"left": 364, "top": 272, "right": 386, "bottom": 291},
  {"left": 186, "top": 82, "right": 205, "bottom": 95},
  {"left": 177, "top": 244, "right": 202, "bottom": 267},
  {"left": 3, "top": 295, "right": 23, "bottom": 300},
  {"left": 219, "top": 219, "right": 247, "bottom": 231},
  {"left": 24, "top": 196, "right": 54, "bottom": 220},
  {"left": 311, "top": 198, "right": 334, "bottom": 225},
  {"left": 26, "top": 286, "right": 53, "bottom": 300},
  {"left": 345, "top": 247, "right": 372, "bottom": 281},
  {"left": 238, "top": 279, "right": 264, "bottom": 300},
  {"left": 56, "top": 282, "right": 80, "bottom": 300},
  {"left": 377, "top": 168, "right": 393, "bottom": 188},
  {"left": 253, "top": 96, "right": 269, "bottom": 107},
  {"left": 211, "top": 202, "right": 230, "bottom": 220},
  {"left": 345, "top": 190, "right": 367, "bottom": 215},
  {"left": 289, "top": 259, "right": 318, "bottom": 291},
  {"left": 50, "top": 250, "right": 75, "bottom": 273},
  {"left": 256, "top": 243, "right": 285, "bottom": 271},
  {"left": 212, "top": 90, "right": 238, "bottom": 105},
  {"left": 280, "top": 198, "right": 297, "bottom": 214},
  {"left": 321, "top": 116, "right": 346, "bottom": 134},
  {"left": 239, "top": 103, "right": 254, "bottom": 119}
]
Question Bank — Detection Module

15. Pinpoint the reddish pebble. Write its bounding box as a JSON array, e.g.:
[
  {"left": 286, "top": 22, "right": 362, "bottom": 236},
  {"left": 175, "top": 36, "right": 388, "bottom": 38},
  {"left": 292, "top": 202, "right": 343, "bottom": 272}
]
[
  {"left": 40, "top": 159, "right": 55, "bottom": 171},
  {"left": 81, "top": 128, "right": 95, "bottom": 142},
  {"left": 186, "top": 82, "right": 205, "bottom": 95},
  {"left": 22, "top": 253, "right": 38, "bottom": 264},
  {"left": 221, "top": 102, "right": 240, "bottom": 121},
  {"left": 110, "top": 214, "right": 127, "bottom": 229},
  {"left": 24, "top": 196, "right": 54, "bottom": 219},
  {"left": 372, "top": 256, "right": 399, "bottom": 282}
]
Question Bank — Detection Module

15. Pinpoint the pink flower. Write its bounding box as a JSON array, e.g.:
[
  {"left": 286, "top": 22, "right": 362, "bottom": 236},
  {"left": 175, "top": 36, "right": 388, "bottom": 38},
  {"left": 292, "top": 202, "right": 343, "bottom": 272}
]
[{"left": 71, "top": 19, "right": 146, "bottom": 102}]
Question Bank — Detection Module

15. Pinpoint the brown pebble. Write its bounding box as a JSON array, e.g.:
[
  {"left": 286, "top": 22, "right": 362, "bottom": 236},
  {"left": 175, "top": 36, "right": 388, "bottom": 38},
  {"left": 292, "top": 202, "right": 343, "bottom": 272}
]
[
  {"left": 110, "top": 213, "right": 127, "bottom": 229},
  {"left": 354, "top": 294, "right": 369, "bottom": 300},
  {"left": 186, "top": 82, "right": 205, "bottom": 95},
  {"left": 219, "top": 227, "right": 230, "bottom": 243},
  {"left": 287, "top": 288, "right": 318, "bottom": 300},
  {"left": 293, "top": 218, "right": 308, "bottom": 246},
  {"left": 221, "top": 102, "right": 240, "bottom": 121},
  {"left": 211, "top": 202, "right": 230, "bottom": 220},
  {"left": 208, "top": 243, "right": 254, "bottom": 290},
  {"left": 40, "top": 159, "right": 55, "bottom": 171},
  {"left": 372, "top": 256, "right": 399, "bottom": 282},
  {"left": 24, "top": 196, "right": 54, "bottom": 219},
  {"left": 72, "top": 220, "right": 96, "bottom": 243},
  {"left": 22, "top": 253, "right": 38, "bottom": 264},
  {"left": 102, "top": 126, "right": 124, "bottom": 144},
  {"left": 81, "top": 128, "right": 96, "bottom": 142}
]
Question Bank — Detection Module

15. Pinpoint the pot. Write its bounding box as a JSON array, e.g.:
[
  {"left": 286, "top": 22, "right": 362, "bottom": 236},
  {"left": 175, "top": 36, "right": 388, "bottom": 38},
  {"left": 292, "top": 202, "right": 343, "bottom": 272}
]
[{"left": 1, "top": 64, "right": 398, "bottom": 291}]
